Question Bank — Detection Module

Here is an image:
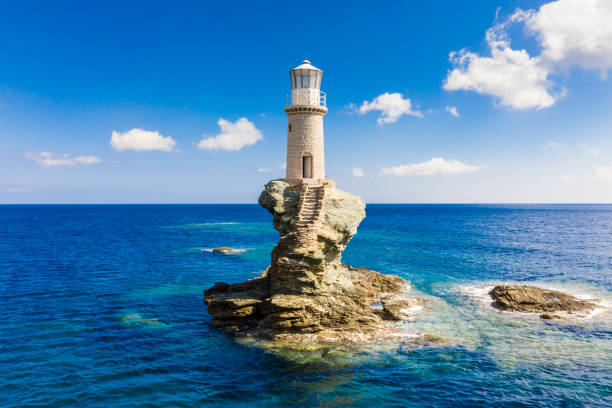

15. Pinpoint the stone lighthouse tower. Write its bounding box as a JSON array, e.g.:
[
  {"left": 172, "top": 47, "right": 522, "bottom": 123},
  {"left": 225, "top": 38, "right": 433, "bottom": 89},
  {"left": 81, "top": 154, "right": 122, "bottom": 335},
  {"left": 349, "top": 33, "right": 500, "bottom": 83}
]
[{"left": 285, "top": 60, "right": 327, "bottom": 184}]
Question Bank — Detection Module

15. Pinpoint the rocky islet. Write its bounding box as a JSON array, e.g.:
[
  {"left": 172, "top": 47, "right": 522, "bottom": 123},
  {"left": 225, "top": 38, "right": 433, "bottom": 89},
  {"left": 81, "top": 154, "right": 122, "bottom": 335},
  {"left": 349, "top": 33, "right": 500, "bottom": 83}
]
[{"left": 204, "top": 180, "right": 427, "bottom": 348}]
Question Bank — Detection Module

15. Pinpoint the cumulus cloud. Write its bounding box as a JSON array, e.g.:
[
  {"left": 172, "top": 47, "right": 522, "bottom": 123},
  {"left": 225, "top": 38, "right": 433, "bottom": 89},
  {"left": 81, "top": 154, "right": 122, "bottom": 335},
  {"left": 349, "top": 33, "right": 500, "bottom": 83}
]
[
  {"left": 25, "top": 151, "right": 102, "bottom": 168},
  {"left": 445, "top": 106, "right": 460, "bottom": 117},
  {"left": 444, "top": 0, "right": 612, "bottom": 109},
  {"left": 110, "top": 128, "right": 177, "bottom": 152},
  {"left": 519, "top": 0, "right": 612, "bottom": 71},
  {"left": 443, "top": 24, "right": 560, "bottom": 110},
  {"left": 581, "top": 144, "right": 600, "bottom": 156},
  {"left": 542, "top": 141, "right": 568, "bottom": 152},
  {"left": 198, "top": 117, "right": 262, "bottom": 151},
  {"left": 352, "top": 167, "right": 365, "bottom": 177},
  {"left": 380, "top": 157, "right": 482, "bottom": 176},
  {"left": 356, "top": 93, "right": 423, "bottom": 124},
  {"left": 258, "top": 167, "right": 272, "bottom": 173}
]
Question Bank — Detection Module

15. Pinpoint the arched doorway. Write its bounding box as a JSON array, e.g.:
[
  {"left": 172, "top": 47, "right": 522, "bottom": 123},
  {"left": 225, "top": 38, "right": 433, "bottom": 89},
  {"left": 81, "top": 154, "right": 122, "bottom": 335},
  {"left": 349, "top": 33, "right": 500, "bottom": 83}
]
[{"left": 302, "top": 154, "right": 313, "bottom": 178}]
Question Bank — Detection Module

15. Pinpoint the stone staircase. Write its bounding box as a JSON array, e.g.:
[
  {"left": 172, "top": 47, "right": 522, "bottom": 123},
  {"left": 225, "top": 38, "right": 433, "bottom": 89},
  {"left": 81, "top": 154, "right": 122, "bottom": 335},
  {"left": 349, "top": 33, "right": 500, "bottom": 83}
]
[
  {"left": 276, "top": 183, "right": 325, "bottom": 250},
  {"left": 295, "top": 185, "right": 324, "bottom": 233}
]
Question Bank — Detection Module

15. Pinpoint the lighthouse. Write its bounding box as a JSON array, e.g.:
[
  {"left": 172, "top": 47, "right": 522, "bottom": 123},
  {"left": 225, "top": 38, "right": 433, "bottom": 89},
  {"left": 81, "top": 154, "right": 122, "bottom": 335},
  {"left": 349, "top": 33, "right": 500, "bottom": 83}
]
[{"left": 285, "top": 60, "right": 328, "bottom": 184}]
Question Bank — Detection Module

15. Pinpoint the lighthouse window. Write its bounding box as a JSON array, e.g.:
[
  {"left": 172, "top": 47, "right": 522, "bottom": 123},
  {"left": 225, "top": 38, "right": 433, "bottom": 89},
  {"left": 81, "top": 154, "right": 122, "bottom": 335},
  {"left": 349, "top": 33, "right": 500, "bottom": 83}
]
[
  {"left": 310, "top": 71, "right": 317, "bottom": 88},
  {"left": 288, "top": 124, "right": 292, "bottom": 132},
  {"left": 301, "top": 73, "right": 310, "bottom": 88}
]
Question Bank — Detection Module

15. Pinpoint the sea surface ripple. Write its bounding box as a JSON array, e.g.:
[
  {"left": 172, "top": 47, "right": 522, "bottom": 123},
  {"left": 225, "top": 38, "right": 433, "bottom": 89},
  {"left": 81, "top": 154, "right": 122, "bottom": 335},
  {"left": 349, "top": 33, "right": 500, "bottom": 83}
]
[{"left": 0, "top": 204, "right": 610, "bottom": 407}]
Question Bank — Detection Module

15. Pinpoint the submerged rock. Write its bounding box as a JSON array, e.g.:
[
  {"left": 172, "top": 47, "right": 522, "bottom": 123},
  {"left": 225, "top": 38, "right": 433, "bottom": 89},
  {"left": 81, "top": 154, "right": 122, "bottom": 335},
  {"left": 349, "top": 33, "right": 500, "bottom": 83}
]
[
  {"left": 489, "top": 285, "right": 596, "bottom": 317},
  {"left": 539, "top": 313, "right": 564, "bottom": 320},
  {"left": 204, "top": 179, "right": 422, "bottom": 348},
  {"left": 119, "top": 312, "right": 166, "bottom": 328}
]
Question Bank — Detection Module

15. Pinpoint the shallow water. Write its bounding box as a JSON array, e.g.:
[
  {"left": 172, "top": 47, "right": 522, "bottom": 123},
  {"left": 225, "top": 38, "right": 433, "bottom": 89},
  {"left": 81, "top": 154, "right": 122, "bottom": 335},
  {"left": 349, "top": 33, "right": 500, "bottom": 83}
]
[{"left": 0, "top": 204, "right": 610, "bottom": 407}]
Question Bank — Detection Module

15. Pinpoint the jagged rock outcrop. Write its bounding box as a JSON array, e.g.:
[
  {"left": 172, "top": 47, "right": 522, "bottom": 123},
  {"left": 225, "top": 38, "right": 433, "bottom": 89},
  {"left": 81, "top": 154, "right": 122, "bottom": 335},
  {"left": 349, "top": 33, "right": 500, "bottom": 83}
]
[
  {"left": 489, "top": 285, "right": 596, "bottom": 319},
  {"left": 204, "top": 179, "right": 418, "bottom": 347}
]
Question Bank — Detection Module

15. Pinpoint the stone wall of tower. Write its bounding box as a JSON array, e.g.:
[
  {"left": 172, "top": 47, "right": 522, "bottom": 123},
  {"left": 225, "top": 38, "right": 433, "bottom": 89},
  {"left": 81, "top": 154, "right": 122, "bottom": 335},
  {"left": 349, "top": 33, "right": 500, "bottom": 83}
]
[{"left": 285, "top": 109, "right": 326, "bottom": 182}]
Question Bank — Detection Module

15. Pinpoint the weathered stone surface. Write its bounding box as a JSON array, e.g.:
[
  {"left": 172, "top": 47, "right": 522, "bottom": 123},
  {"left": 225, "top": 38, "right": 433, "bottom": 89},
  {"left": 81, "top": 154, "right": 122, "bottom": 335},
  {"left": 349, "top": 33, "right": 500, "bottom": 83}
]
[
  {"left": 489, "top": 285, "right": 596, "bottom": 317},
  {"left": 205, "top": 180, "right": 417, "bottom": 347},
  {"left": 258, "top": 180, "right": 300, "bottom": 235},
  {"left": 212, "top": 247, "right": 238, "bottom": 253}
]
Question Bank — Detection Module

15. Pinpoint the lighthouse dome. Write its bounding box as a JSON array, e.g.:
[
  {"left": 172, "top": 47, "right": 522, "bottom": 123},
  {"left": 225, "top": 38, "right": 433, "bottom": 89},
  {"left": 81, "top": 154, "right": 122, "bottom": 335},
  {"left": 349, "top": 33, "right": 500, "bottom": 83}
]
[{"left": 291, "top": 59, "right": 322, "bottom": 72}]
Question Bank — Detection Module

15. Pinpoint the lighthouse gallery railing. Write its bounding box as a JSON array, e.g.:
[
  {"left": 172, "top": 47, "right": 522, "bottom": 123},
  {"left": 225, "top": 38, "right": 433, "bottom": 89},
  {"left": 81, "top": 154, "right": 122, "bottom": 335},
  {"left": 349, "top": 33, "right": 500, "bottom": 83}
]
[{"left": 286, "top": 91, "right": 326, "bottom": 107}]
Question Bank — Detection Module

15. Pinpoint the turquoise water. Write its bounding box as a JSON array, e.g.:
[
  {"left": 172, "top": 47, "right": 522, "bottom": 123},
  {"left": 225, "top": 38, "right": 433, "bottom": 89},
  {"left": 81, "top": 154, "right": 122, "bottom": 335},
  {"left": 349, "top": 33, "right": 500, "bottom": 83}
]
[{"left": 0, "top": 204, "right": 610, "bottom": 407}]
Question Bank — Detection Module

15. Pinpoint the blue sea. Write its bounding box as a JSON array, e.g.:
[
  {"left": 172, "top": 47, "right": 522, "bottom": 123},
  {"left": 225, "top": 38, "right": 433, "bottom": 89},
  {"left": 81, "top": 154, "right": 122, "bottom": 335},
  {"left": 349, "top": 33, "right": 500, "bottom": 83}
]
[{"left": 0, "top": 204, "right": 611, "bottom": 407}]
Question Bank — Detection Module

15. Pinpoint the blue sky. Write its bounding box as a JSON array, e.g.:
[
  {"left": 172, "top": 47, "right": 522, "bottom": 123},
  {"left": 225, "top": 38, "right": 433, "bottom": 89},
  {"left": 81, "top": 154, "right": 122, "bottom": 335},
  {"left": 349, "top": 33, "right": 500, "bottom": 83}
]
[{"left": 1, "top": 0, "right": 611, "bottom": 203}]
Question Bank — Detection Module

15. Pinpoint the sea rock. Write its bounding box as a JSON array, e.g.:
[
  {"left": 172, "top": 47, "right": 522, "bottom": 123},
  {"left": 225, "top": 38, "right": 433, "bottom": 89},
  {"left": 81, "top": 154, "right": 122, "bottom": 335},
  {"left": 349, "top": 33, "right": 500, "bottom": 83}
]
[
  {"left": 257, "top": 180, "right": 300, "bottom": 235},
  {"left": 205, "top": 179, "right": 419, "bottom": 348},
  {"left": 212, "top": 247, "right": 237, "bottom": 253},
  {"left": 489, "top": 285, "right": 596, "bottom": 317}
]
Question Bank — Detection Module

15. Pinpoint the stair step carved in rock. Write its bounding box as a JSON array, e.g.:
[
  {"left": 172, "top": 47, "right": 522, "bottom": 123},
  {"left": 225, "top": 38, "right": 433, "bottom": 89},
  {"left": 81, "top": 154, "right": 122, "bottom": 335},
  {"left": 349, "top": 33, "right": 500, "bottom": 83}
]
[{"left": 291, "top": 184, "right": 326, "bottom": 244}]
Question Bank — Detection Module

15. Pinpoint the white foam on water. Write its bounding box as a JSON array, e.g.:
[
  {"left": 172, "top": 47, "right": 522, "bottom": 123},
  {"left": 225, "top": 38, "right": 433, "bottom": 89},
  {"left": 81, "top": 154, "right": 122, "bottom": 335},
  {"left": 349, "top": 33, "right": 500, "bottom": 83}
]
[
  {"left": 436, "top": 281, "right": 612, "bottom": 371},
  {"left": 585, "top": 299, "right": 612, "bottom": 320},
  {"left": 400, "top": 305, "right": 423, "bottom": 314},
  {"left": 454, "top": 283, "right": 497, "bottom": 307}
]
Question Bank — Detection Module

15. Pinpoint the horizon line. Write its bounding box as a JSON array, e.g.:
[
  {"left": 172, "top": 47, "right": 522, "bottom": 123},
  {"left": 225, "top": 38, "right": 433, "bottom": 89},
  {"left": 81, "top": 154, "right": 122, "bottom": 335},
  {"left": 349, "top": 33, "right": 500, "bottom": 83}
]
[{"left": 2, "top": 202, "right": 612, "bottom": 206}]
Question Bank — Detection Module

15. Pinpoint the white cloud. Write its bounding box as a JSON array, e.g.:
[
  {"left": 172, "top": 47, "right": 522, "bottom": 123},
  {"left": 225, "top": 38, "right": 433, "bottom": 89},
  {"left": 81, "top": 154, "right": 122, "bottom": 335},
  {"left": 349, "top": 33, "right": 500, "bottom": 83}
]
[
  {"left": 542, "top": 141, "right": 568, "bottom": 152},
  {"left": 443, "top": 24, "right": 560, "bottom": 110},
  {"left": 258, "top": 167, "right": 272, "bottom": 173},
  {"left": 110, "top": 128, "right": 177, "bottom": 152},
  {"left": 357, "top": 93, "right": 423, "bottom": 124},
  {"left": 445, "top": 106, "right": 460, "bottom": 117},
  {"left": 25, "top": 151, "right": 102, "bottom": 168},
  {"left": 581, "top": 144, "right": 600, "bottom": 156},
  {"left": 5, "top": 187, "right": 27, "bottom": 193},
  {"left": 380, "top": 157, "right": 483, "bottom": 176},
  {"left": 519, "top": 0, "right": 612, "bottom": 71},
  {"left": 444, "top": 0, "right": 612, "bottom": 109},
  {"left": 198, "top": 117, "right": 262, "bottom": 151},
  {"left": 594, "top": 165, "right": 612, "bottom": 181},
  {"left": 559, "top": 173, "right": 580, "bottom": 183},
  {"left": 543, "top": 142, "right": 600, "bottom": 155},
  {"left": 558, "top": 164, "right": 612, "bottom": 183},
  {"left": 352, "top": 167, "right": 365, "bottom": 177},
  {"left": 280, "top": 162, "right": 287, "bottom": 170}
]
